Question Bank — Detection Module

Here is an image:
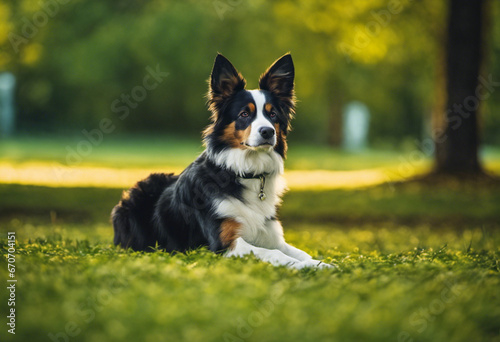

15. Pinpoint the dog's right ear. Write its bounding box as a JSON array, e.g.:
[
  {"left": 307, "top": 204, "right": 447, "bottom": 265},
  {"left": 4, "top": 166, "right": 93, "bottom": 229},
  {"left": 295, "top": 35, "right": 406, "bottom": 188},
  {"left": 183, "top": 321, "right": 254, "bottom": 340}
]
[{"left": 208, "top": 54, "right": 246, "bottom": 106}]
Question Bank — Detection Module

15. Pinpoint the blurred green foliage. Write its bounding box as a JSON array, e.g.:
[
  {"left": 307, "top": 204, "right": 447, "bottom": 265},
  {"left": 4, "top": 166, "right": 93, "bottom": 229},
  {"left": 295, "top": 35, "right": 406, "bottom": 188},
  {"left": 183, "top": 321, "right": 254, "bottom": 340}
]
[{"left": 1, "top": 0, "right": 499, "bottom": 144}]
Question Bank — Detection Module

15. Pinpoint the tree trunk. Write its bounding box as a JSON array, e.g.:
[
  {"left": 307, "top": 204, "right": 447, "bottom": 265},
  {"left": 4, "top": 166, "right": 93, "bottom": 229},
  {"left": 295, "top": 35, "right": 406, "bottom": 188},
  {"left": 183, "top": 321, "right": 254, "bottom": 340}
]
[{"left": 434, "top": 0, "right": 484, "bottom": 174}]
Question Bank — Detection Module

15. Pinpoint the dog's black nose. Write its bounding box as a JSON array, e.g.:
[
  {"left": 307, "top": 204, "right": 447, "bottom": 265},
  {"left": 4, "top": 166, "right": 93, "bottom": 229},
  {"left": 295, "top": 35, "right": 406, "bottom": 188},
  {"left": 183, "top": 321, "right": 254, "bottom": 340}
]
[{"left": 259, "top": 127, "right": 275, "bottom": 139}]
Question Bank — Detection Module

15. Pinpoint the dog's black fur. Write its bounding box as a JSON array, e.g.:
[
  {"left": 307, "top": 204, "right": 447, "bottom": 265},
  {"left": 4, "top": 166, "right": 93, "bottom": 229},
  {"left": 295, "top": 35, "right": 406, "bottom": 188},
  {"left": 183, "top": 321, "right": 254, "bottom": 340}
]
[
  {"left": 112, "top": 159, "right": 242, "bottom": 252},
  {"left": 112, "top": 53, "right": 295, "bottom": 253}
]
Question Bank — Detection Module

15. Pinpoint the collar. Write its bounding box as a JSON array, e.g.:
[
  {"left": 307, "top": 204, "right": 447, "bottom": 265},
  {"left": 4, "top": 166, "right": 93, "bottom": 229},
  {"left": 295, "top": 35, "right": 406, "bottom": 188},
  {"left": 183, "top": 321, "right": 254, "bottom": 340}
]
[
  {"left": 237, "top": 173, "right": 269, "bottom": 201},
  {"left": 238, "top": 172, "right": 270, "bottom": 180}
]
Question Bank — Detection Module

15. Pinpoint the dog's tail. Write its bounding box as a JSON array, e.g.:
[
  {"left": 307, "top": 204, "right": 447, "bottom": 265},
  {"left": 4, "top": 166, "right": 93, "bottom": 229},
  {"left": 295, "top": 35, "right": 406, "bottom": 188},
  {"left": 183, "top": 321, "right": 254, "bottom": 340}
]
[{"left": 112, "top": 173, "right": 178, "bottom": 251}]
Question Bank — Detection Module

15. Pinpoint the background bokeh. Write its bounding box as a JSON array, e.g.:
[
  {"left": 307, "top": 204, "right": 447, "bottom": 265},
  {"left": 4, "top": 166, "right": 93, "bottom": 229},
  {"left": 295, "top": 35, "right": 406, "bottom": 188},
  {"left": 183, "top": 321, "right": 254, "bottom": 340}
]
[{"left": 1, "top": 0, "right": 499, "bottom": 146}]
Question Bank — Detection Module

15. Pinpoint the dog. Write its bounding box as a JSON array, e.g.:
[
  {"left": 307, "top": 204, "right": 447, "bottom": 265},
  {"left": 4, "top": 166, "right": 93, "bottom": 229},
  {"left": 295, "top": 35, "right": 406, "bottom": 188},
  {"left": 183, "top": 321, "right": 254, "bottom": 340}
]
[{"left": 112, "top": 53, "right": 332, "bottom": 269}]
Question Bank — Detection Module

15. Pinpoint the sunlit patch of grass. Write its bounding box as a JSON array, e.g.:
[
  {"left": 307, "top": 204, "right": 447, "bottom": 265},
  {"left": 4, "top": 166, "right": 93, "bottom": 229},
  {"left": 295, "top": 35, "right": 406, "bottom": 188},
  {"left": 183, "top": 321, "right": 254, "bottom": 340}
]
[
  {"left": 1, "top": 136, "right": 499, "bottom": 190},
  {"left": 0, "top": 161, "right": 431, "bottom": 190},
  {"left": 0, "top": 161, "right": 184, "bottom": 189},
  {"left": 286, "top": 164, "right": 431, "bottom": 190}
]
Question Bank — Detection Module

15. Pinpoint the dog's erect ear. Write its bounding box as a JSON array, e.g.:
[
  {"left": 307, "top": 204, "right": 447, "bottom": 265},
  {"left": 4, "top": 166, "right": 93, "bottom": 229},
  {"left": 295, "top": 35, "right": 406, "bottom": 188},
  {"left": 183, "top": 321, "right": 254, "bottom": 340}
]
[
  {"left": 259, "top": 53, "right": 295, "bottom": 106},
  {"left": 209, "top": 54, "right": 246, "bottom": 103}
]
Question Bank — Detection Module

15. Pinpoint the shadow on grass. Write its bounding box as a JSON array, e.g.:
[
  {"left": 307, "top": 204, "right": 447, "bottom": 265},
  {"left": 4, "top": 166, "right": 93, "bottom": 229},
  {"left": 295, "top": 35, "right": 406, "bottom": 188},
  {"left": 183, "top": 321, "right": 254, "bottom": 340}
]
[{"left": 1, "top": 179, "right": 499, "bottom": 228}]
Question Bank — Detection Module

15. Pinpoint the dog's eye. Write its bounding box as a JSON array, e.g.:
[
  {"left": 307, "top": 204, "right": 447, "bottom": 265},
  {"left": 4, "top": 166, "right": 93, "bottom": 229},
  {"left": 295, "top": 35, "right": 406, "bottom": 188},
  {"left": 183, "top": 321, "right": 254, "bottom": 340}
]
[
  {"left": 239, "top": 111, "right": 249, "bottom": 118},
  {"left": 269, "top": 111, "right": 277, "bottom": 118}
]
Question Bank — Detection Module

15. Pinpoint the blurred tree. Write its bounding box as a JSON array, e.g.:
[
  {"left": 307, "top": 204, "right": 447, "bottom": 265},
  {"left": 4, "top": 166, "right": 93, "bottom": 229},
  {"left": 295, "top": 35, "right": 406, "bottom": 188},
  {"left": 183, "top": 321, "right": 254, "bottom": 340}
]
[
  {"left": 271, "top": 0, "right": 444, "bottom": 146},
  {"left": 434, "top": 0, "right": 488, "bottom": 174}
]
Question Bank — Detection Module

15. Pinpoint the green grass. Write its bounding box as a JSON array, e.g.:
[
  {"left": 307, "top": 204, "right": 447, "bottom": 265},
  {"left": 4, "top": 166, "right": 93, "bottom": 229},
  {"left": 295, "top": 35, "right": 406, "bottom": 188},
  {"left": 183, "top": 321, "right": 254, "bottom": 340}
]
[
  {"left": 1, "top": 222, "right": 499, "bottom": 342},
  {"left": 0, "top": 181, "right": 499, "bottom": 342},
  {"left": 1, "top": 180, "right": 499, "bottom": 226},
  {"left": 281, "top": 182, "right": 500, "bottom": 227},
  {"left": 1, "top": 136, "right": 500, "bottom": 342}
]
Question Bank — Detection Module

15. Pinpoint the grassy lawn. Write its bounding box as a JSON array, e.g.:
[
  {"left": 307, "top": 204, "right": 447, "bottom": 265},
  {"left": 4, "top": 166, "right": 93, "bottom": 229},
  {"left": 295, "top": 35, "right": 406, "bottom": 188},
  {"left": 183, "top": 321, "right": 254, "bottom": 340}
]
[
  {"left": 1, "top": 220, "right": 499, "bottom": 342},
  {"left": 1, "top": 136, "right": 499, "bottom": 342}
]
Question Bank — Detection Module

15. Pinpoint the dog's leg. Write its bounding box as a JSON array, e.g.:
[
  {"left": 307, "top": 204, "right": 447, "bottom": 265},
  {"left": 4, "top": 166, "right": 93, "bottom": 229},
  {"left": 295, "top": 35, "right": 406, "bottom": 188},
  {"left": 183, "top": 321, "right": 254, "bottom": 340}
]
[
  {"left": 226, "top": 237, "right": 332, "bottom": 269},
  {"left": 266, "top": 220, "right": 334, "bottom": 269},
  {"left": 279, "top": 243, "right": 334, "bottom": 269},
  {"left": 226, "top": 237, "right": 307, "bottom": 268},
  {"left": 279, "top": 242, "right": 313, "bottom": 261}
]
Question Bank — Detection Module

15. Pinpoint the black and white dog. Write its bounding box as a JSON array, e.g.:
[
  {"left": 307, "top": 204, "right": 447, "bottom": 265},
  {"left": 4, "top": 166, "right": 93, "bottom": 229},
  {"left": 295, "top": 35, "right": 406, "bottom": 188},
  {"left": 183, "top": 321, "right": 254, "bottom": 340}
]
[{"left": 112, "top": 54, "right": 332, "bottom": 269}]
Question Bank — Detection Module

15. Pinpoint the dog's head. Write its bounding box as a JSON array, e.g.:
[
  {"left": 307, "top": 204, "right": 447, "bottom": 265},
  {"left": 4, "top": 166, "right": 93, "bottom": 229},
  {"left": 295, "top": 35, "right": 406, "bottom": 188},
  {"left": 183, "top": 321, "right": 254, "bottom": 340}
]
[{"left": 204, "top": 54, "right": 295, "bottom": 160}]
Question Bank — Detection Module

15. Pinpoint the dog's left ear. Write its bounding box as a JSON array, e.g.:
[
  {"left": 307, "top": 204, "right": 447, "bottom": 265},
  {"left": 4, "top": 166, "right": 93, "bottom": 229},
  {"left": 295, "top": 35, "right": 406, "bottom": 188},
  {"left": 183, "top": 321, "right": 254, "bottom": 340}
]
[{"left": 259, "top": 53, "right": 295, "bottom": 110}]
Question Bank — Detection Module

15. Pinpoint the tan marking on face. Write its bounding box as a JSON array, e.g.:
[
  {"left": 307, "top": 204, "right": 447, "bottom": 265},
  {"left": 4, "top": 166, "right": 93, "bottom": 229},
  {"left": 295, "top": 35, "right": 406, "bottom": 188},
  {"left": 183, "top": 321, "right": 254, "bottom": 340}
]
[
  {"left": 221, "top": 122, "right": 239, "bottom": 148},
  {"left": 274, "top": 122, "right": 281, "bottom": 135},
  {"left": 265, "top": 103, "right": 273, "bottom": 112},
  {"left": 248, "top": 102, "right": 255, "bottom": 113},
  {"left": 221, "top": 122, "right": 252, "bottom": 149},
  {"left": 220, "top": 218, "right": 241, "bottom": 249},
  {"left": 275, "top": 122, "right": 288, "bottom": 156}
]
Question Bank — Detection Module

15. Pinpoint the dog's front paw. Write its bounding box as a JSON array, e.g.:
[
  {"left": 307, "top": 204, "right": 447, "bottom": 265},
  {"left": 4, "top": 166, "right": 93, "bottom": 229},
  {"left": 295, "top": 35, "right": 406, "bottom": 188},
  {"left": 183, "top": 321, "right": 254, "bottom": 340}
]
[{"left": 290, "top": 259, "right": 335, "bottom": 269}]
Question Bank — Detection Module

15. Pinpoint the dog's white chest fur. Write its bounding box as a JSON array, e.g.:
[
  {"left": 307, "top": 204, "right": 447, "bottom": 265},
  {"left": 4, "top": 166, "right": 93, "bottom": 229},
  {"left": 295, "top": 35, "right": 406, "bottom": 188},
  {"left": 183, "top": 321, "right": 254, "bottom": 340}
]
[
  {"left": 216, "top": 174, "right": 287, "bottom": 247},
  {"left": 212, "top": 149, "right": 287, "bottom": 248}
]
